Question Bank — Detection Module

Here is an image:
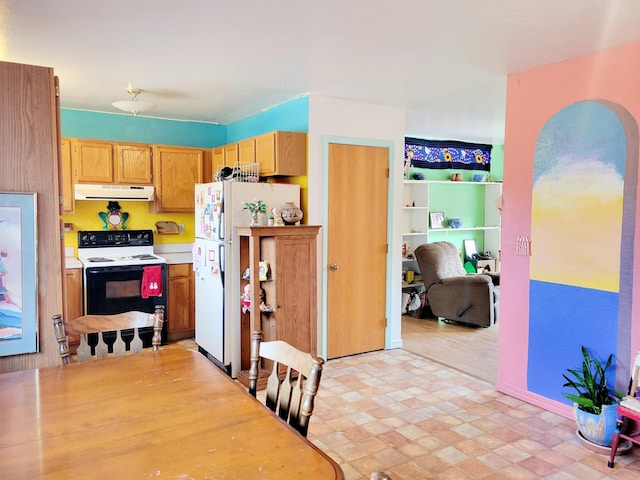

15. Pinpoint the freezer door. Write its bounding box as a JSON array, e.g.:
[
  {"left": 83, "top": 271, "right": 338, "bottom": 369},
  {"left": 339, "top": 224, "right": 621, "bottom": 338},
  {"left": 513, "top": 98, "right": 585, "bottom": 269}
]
[
  {"left": 194, "top": 182, "right": 224, "bottom": 241},
  {"left": 226, "top": 182, "right": 300, "bottom": 227},
  {"left": 194, "top": 239, "right": 225, "bottom": 364}
]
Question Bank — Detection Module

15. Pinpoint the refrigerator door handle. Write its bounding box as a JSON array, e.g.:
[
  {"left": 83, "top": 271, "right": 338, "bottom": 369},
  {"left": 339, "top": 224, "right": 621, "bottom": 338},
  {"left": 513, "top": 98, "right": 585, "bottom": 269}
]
[
  {"left": 218, "top": 183, "right": 225, "bottom": 241},
  {"left": 218, "top": 242, "right": 225, "bottom": 288}
]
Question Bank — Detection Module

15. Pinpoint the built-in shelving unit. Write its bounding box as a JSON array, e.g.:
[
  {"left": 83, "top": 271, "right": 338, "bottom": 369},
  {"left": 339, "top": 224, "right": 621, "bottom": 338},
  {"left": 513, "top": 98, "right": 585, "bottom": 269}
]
[{"left": 401, "top": 180, "right": 502, "bottom": 289}]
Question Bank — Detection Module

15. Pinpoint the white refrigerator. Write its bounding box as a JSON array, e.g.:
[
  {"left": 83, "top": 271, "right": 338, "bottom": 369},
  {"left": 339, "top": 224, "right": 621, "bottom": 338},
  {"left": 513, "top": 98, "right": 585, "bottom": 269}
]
[{"left": 193, "top": 181, "right": 300, "bottom": 377}]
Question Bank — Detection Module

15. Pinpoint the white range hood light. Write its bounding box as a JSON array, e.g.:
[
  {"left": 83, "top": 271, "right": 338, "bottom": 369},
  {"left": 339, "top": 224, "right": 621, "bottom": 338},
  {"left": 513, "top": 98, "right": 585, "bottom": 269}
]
[{"left": 74, "top": 184, "right": 155, "bottom": 201}]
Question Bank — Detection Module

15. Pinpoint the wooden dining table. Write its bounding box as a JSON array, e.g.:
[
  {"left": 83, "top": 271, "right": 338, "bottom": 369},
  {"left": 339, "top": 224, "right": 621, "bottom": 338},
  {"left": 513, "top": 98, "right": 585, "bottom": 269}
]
[{"left": 0, "top": 348, "right": 344, "bottom": 479}]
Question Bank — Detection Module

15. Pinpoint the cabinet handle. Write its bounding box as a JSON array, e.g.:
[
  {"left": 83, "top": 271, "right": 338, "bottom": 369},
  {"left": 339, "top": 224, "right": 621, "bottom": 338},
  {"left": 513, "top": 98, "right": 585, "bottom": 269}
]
[{"left": 330, "top": 263, "right": 339, "bottom": 271}]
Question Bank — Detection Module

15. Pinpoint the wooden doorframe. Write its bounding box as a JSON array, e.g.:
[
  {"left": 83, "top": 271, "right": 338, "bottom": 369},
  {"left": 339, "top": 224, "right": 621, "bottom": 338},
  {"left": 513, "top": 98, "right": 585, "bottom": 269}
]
[{"left": 320, "top": 136, "right": 396, "bottom": 359}]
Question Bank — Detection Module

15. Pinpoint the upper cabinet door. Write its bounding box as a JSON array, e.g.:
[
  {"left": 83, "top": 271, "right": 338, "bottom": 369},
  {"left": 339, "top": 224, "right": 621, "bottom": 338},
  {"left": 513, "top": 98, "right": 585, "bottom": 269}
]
[
  {"left": 73, "top": 139, "right": 114, "bottom": 183},
  {"left": 114, "top": 144, "right": 153, "bottom": 185},
  {"left": 238, "top": 138, "right": 256, "bottom": 163},
  {"left": 152, "top": 145, "right": 203, "bottom": 213},
  {"left": 255, "top": 131, "right": 306, "bottom": 177},
  {"left": 255, "top": 132, "right": 277, "bottom": 176},
  {"left": 224, "top": 144, "right": 239, "bottom": 167},
  {"left": 211, "top": 147, "right": 226, "bottom": 180}
]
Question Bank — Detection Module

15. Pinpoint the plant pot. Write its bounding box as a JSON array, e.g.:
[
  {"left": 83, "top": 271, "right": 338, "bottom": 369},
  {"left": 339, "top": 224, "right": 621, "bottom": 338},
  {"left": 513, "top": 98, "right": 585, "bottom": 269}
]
[
  {"left": 573, "top": 403, "right": 619, "bottom": 447},
  {"left": 279, "top": 202, "right": 303, "bottom": 225},
  {"left": 576, "top": 429, "right": 632, "bottom": 456}
]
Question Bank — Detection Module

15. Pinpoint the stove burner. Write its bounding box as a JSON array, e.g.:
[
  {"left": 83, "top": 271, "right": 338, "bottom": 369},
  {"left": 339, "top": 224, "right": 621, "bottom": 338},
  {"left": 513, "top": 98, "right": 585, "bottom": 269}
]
[
  {"left": 77, "top": 230, "right": 165, "bottom": 268},
  {"left": 132, "top": 254, "right": 158, "bottom": 260}
]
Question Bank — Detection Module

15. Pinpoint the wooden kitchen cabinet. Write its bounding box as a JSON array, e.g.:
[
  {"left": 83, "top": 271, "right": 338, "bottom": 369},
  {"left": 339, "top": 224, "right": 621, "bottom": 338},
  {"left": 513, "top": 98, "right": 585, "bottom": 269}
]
[
  {"left": 255, "top": 131, "right": 306, "bottom": 176},
  {"left": 72, "top": 138, "right": 152, "bottom": 185},
  {"left": 224, "top": 143, "right": 239, "bottom": 166},
  {"left": 72, "top": 139, "right": 114, "bottom": 183},
  {"left": 151, "top": 145, "right": 203, "bottom": 213},
  {"left": 236, "top": 226, "right": 319, "bottom": 384},
  {"left": 207, "top": 131, "right": 306, "bottom": 182},
  {"left": 65, "top": 268, "right": 83, "bottom": 350},
  {"left": 167, "top": 263, "right": 195, "bottom": 341},
  {"left": 211, "top": 146, "right": 226, "bottom": 180},
  {"left": 114, "top": 143, "right": 153, "bottom": 184},
  {"left": 65, "top": 268, "right": 83, "bottom": 322},
  {"left": 208, "top": 143, "right": 242, "bottom": 181},
  {"left": 238, "top": 138, "right": 255, "bottom": 163},
  {"left": 60, "top": 138, "right": 74, "bottom": 213}
]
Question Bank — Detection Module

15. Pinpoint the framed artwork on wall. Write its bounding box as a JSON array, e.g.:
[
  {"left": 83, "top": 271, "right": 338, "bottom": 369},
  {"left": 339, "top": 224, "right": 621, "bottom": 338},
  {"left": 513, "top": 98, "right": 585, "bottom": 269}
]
[
  {"left": 0, "top": 192, "right": 38, "bottom": 356},
  {"left": 429, "top": 211, "right": 445, "bottom": 229}
]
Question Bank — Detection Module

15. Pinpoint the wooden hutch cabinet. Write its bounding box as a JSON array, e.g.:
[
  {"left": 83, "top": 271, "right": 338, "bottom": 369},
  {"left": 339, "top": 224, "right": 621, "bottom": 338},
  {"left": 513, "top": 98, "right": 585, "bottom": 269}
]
[{"left": 236, "top": 225, "right": 320, "bottom": 386}]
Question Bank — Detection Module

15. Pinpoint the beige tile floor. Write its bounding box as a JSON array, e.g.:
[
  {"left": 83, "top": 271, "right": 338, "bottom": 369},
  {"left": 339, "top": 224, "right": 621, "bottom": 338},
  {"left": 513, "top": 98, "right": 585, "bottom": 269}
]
[
  {"left": 172, "top": 339, "right": 640, "bottom": 479},
  {"left": 306, "top": 349, "right": 640, "bottom": 480}
]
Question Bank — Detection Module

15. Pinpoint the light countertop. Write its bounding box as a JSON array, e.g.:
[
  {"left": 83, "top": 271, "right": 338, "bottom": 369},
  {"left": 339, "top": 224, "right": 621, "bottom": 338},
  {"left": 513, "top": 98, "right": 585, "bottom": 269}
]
[
  {"left": 65, "top": 257, "right": 82, "bottom": 269},
  {"left": 64, "top": 244, "right": 193, "bottom": 269},
  {"left": 159, "top": 252, "right": 192, "bottom": 264},
  {"left": 154, "top": 243, "right": 192, "bottom": 264}
]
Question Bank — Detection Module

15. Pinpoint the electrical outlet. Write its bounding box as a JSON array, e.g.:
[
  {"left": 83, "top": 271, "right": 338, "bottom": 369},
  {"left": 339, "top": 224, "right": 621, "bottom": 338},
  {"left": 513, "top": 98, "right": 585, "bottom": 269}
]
[{"left": 178, "top": 223, "right": 185, "bottom": 233}]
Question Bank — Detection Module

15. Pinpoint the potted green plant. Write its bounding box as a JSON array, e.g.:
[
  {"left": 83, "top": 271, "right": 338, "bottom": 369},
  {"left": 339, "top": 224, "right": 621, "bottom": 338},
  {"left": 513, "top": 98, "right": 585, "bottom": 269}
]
[
  {"left": 243, "top": 200, "right": 266, "bottom": 226},
  {"left": 562, "top": 346, "right": 624, "bottom": 447}
]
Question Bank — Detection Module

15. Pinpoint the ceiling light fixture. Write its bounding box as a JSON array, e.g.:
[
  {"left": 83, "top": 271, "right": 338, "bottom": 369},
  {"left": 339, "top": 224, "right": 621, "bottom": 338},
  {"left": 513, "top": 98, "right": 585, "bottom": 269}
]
[{"left": 112, "top": 84, "right": 156, "bottom": 116}]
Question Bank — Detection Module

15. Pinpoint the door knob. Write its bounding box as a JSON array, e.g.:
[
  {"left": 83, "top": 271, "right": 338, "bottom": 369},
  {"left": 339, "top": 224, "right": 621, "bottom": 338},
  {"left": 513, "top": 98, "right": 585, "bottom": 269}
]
[{"left": 330, "top": 263, "right": 339, "bottom": 271}]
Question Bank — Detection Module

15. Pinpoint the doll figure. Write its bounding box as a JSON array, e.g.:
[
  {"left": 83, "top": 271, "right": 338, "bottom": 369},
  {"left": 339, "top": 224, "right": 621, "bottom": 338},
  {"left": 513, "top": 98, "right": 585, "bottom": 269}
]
[
  {"left": 271, "top": 207, "right": 284, "bottom": 226},
  {"left": 241, "top": 284, "right": 251, "bottom": 314}
]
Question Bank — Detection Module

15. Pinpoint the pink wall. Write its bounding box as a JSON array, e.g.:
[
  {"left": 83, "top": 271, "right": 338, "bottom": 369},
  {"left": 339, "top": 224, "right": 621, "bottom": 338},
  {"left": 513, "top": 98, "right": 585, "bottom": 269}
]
[{"left": 498, "top": 41, "right": 640, "bottom": 416}]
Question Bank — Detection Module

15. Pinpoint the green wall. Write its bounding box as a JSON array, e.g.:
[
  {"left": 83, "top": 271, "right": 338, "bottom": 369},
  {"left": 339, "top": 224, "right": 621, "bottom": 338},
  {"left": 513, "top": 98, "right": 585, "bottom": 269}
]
[{"left": 408, "top": 143, "right": 504, "bottom": 254}]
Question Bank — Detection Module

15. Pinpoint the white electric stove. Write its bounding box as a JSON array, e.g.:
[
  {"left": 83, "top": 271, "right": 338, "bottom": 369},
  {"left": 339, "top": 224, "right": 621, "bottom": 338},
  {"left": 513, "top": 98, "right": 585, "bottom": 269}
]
[{"left": 77, "top": 229, "right": 168, "bottom": 344}]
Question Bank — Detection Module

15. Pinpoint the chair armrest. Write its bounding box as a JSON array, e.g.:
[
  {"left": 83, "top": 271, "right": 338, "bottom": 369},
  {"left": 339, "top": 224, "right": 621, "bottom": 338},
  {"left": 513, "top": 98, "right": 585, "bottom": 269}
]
[
  {"left": 484, "top": 272, "right": 500, "bottom": 286},
  {"left": 441, "top": 275, "right": 491, "bottom": 286}
]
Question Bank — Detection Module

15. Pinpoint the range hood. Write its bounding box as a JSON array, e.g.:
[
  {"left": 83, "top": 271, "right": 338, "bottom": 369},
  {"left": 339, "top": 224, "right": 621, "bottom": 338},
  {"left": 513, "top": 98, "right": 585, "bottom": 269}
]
[{"left": 74, "top": 184, "right": 155, "bottom": 201}]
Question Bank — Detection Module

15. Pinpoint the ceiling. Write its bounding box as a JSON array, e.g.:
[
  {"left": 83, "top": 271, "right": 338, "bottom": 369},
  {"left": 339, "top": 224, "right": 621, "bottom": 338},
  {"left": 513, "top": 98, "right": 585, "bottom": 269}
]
[{"left": 2, "top": 0, "right": 640, "bottom": 144}]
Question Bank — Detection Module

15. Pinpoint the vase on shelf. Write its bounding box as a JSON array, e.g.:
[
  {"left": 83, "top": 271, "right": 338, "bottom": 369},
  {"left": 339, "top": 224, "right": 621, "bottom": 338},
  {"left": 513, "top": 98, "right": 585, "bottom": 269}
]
[
  {"left": 280, "top": 202, "right": 303, "bottom": 225},
  {"left": 250, "top": 211, "right": 259, "bottom": 226}
]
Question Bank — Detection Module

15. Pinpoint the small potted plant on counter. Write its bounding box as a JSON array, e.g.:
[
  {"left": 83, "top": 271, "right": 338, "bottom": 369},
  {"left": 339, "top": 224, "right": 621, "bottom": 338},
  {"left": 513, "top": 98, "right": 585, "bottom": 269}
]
[
  {"left": 243, "top": 199, "right": 266, "bottom": 226},
  {"left": 562, "top": 346, "right": 624, "bottom": 448}
]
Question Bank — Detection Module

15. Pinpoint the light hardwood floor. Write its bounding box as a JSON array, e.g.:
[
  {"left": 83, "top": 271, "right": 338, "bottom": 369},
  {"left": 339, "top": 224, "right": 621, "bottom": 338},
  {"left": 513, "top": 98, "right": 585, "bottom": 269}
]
[{"left": 401, "top": 314, "right": 498, "bottom": 384}]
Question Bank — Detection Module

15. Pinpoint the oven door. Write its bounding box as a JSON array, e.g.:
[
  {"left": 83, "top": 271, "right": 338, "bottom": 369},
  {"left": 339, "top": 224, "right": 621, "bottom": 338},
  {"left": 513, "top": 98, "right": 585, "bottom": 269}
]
[{"left": 84, "top": 263, "right": 168, "bottom": 344}]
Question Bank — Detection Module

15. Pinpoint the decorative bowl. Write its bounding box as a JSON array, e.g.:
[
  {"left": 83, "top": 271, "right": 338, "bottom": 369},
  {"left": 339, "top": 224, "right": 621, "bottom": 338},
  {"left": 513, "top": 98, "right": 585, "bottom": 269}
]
[
  {"left": 473, "top": 174, "right": 486, "bottom": 182},
  {"left": 448, "top": 218, "right": 463, "bottom": 228}
]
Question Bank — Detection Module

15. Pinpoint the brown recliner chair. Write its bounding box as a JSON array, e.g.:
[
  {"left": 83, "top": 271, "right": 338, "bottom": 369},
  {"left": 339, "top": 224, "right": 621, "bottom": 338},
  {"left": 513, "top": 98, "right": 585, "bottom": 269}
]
[{"left": 414, "top": 241, "right": 499, "bottom": 327}]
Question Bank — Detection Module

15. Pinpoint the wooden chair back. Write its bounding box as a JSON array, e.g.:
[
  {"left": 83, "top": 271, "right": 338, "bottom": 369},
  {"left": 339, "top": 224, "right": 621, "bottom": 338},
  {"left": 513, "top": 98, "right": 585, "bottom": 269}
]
[
  {"left": 52, "top": 306, "right": 164, "bottom": 364},
  {"left": 248, "top": 331, "right": 324, "bottom": 436},
  {"left": 631, "top": 365, "right": 640, "bottom": 396}
]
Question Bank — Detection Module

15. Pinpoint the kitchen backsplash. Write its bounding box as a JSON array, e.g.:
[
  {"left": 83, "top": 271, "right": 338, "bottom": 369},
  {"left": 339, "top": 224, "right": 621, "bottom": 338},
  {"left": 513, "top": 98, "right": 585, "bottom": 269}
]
[{"left": 62, "top": 200, "right": 194, "bottom": 255}]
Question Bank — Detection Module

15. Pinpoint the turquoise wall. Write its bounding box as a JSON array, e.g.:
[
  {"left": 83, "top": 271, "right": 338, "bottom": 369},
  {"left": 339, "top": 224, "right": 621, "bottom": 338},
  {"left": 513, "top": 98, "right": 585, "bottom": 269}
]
[
  {"left": 60, "top": 109, "right": 226, "bottom": 148},
  {"left": 226, "top": 96, "right": 309, "bottom": 142},
  {"left": 60, "top": 96, "right": 309, "bottom": 146}
]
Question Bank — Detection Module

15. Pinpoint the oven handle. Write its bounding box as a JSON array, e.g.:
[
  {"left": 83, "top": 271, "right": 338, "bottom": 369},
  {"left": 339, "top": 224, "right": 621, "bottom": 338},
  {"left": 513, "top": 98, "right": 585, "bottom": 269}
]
[{"left": 85, "top": 264, "right": 166, "bottom": 274}]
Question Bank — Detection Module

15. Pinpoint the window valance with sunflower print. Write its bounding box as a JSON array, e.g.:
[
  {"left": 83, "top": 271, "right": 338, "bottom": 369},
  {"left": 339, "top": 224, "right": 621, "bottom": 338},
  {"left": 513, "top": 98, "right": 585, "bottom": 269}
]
[{"left": 404, "top": 137, "right": 492, "bottom": 171}]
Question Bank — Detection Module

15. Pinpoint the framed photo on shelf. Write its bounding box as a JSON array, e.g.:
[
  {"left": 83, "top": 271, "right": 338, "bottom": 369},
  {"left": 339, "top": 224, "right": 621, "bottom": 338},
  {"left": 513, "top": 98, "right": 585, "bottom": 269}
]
[{"left": 429, "top": 211, "right": 445, "bottom": 229}]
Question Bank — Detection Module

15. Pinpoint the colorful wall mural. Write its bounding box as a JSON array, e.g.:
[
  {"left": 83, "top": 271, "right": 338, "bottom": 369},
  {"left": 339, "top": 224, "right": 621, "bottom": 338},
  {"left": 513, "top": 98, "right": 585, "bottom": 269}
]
[
  {"left": 528, "top": 101, "right": 634, "bottom": 402},
  {"left": 499, "top": 41, "right": 640, "bottom": 417}
]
